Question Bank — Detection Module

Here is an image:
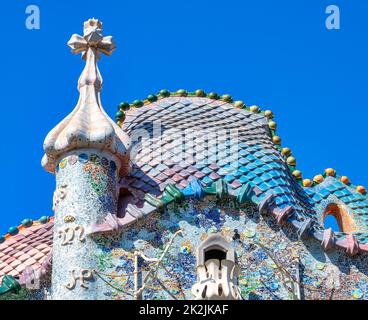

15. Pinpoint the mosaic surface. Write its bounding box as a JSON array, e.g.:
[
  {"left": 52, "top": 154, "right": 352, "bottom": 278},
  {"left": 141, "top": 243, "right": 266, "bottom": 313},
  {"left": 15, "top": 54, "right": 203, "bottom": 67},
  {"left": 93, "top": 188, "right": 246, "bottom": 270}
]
[
  {"left": 89, "top": 197, "right": 368, "bottom": 300},
  {"left": 51, "top": 150, "right": 119, "bottom": 300}
]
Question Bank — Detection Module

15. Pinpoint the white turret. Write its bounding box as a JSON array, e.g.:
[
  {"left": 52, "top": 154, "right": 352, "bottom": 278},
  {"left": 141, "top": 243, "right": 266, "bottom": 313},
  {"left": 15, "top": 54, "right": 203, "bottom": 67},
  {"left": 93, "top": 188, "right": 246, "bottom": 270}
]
[{"left": 42, "top": 19, "right": 131, "bottom": 299}]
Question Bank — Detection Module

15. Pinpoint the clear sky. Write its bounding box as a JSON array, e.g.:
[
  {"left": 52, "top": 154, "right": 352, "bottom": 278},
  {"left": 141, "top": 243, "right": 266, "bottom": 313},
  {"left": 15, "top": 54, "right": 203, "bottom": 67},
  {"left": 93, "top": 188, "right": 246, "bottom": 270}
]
[{"left": 1, "top": 0, "right": 367, "bottom": 234}]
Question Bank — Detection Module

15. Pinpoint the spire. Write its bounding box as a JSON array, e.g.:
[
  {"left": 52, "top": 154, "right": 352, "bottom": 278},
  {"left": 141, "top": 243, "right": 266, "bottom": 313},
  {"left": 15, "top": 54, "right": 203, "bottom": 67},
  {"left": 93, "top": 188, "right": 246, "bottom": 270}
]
[{"left": 42, "top": 18, "right": 131, "bottom": 175}]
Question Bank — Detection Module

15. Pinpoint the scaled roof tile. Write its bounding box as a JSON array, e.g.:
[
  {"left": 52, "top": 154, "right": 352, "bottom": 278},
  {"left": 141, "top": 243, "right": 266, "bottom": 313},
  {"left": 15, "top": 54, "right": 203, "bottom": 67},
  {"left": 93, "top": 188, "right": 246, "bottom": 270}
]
[
  {"left": 0, "top": 218, "right": 54, "bottom": 282},
  {"left": 2, "top": 94, "right": 368, "bottom": 281}
]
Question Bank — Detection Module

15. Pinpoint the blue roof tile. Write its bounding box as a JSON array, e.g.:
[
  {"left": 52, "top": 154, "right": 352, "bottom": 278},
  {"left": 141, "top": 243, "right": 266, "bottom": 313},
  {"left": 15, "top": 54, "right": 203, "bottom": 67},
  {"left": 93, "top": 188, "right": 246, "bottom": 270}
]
[
  {"left": 260, "top": 173, "right": 272, "bottom": 182},
  {"left": 312, "top": 193, "right": 322, "bottom": 203},
  {"left": 239, "top": 166, "right": 249, "bottom": 174},
  {"left": 253, "top": 177, "right": 264, "bottom": 185},
  {"left": 224, "top": 175, "right": 235, "bottom": 183},
  {"left": 318, "top": 189, "right": 331, "bottom": 199}
]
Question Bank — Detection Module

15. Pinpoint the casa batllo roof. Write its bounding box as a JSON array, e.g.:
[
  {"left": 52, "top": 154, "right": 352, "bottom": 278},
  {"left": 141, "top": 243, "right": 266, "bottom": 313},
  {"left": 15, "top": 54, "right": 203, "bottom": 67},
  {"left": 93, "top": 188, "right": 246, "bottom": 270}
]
[{"left": 1, "top": 89, "right": 368, "bottom": 284}]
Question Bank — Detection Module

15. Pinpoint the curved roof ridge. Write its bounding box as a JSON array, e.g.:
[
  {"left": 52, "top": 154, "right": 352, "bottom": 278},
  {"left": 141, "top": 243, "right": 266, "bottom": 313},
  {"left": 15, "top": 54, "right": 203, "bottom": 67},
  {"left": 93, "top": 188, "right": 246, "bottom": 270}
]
[
  {"left": 0, "top": 216, "right": 53, "bottom": 282},
  {"left": 114, "top": 88, "right": 367, "bottom": 198},
  {"left": 0, "top": 216, "right": 53, "bottom": 244},
  {"left": 302, "top": 168, "right": 367, "bottom": 196}
]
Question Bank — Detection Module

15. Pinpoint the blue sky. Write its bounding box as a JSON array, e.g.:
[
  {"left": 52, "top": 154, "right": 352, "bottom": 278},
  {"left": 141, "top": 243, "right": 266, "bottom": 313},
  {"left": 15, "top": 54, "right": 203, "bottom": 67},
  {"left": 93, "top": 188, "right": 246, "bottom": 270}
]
[{"left": 1, "top": 0, "right": 367, "bottom": 233}]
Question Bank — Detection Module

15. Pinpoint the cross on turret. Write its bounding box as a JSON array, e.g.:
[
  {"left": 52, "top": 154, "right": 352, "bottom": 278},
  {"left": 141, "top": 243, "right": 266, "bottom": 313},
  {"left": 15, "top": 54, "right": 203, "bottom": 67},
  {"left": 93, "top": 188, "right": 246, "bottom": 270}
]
[
  {"left": 67, "top": 18, "right": 116, "bottom": 60},
  {"left": 42, "top": 19, "right": 131, "bottom": 300}
]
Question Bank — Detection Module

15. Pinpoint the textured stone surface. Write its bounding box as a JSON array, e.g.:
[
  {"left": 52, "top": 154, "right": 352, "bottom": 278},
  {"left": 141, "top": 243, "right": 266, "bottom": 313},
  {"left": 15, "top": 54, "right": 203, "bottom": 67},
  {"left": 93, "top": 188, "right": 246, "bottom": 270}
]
[{"left": 51, "top": 150, "right": 119, "bottom": 299}]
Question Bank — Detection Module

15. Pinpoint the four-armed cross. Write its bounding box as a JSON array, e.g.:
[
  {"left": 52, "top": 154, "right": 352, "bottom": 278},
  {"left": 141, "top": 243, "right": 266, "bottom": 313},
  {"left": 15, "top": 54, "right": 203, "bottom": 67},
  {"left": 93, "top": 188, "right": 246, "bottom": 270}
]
[
  {"left": 67, "top": 18, "right": 116, "bottom": 91},
  {"left": 67, "top": 18, "right": 116, "bottom": 60}
]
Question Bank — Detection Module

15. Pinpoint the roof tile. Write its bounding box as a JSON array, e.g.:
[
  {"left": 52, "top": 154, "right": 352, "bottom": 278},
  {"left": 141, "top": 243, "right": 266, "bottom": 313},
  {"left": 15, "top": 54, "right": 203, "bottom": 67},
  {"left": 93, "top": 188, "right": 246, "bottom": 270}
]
[
  {"left": 24, "top": 257, "right": 37, "bottom": 266},
  {"left": 2, "top": 265, "right": 13, "bottom": 274},
  {"left": 28, "top": 248, "right": 40, "bottom": 257},
  {"left": 34, "top": 252, "right": 46, "bottom": 261},
  {"left": 18, "top": 253, "right": 31, "bottom": 262},
  {"left": 10, "top": 259, "right": 22, "bottom": 268}
]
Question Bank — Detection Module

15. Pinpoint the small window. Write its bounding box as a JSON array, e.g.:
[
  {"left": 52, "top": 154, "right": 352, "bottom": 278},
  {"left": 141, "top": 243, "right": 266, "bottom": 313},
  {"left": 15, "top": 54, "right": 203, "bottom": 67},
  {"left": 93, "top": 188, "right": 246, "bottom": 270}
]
[
  {"left": 117, "top": 187, "right": 135, "bottom": 218},
  {"left": 323, "top": 203, "right": 356, "bottom": 233},
  {"left": 204, "top": 249, "right": 227, "bottom": 263},
  {"left": 324, "top": 214, "right": 340, "bottom": 232},
  {"left": 192, "top": 234, "right": 241, "bottom": 300},
  {"left": 196, "top": 234, "right": 236, "bottom": 266}
]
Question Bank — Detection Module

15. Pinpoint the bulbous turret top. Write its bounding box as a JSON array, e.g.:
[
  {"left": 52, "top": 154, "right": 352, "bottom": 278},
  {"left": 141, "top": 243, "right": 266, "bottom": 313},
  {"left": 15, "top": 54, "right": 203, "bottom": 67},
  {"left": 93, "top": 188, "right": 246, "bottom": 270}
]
[{"left": 42, "top": 19, "right": 131, "bottom": 176}]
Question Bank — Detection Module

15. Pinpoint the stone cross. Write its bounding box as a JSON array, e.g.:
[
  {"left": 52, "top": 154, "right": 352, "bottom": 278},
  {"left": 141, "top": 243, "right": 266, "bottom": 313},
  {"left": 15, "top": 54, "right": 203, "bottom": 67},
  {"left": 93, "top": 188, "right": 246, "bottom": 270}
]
[
  {"left": 42, "top": 18, "right": 131, "bottom": 175},
  {"left": 68, "top": 18, "right": 116, "bottom": 60},
  {"left": 67, "top": 18, "right": 116, "bottom": 91}
]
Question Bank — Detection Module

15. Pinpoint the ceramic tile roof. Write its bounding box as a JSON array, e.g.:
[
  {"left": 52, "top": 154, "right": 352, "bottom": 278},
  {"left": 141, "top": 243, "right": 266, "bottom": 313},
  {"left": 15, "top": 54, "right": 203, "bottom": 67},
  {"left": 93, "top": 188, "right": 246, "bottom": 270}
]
[
  {"left": 115, "top": 91, "right": 368, "bottom": 248},
  {"left": 122, "top": 96, "right": 275, "bottom": 196},
  {"left": 0, "top": 218, "right": 53, "bottom": 282},
  {"left": 120, "top": 95, "right": 313, "bottom": 222},
  {"left": 306, "top": 177, "right": 368, "bottom": 241},
  {"left": 2, "top": 90, "right": 368, "bottom": 285}
]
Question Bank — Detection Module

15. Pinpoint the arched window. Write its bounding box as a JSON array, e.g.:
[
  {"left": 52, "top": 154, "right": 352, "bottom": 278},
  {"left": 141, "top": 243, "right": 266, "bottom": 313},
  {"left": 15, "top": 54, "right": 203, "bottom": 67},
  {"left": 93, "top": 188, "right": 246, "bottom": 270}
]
[
  {"left": 324, "top": 214, "right": 340, "bottom": 232},
  {"left": 323, "top": 203, "right": 356, "bottom": 233},
  {"left": 196, "top": 234, "right": 236, "bottom": 266},
  {"left": 192, "top": 234, "right": 241, "bottom": 300},
  {"left": 204, "top": 248, "right": 227, "bottom": 263}
]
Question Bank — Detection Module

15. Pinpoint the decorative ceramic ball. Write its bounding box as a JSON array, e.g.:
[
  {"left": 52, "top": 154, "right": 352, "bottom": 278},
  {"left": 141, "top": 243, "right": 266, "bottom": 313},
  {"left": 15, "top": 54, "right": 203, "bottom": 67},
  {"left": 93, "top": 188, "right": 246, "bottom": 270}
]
[
  {"left": 273, "top": 136, "right": 281, "bottom": 145},
  {"left": 147, "top": 94, "right": 158, "bottom": 102},
  {"left": 118, "top": 102, "right": 130, "bottom": 111},
  {"left": 264, "top": 110, "right": 274, "bottom": 119},
  {"left": 21, "top": 219, "right": 33, "bottom": 228},
  {"left": 268, "top": 121, "right": 277, "bottom": 131},
  {"left": 325, "top": 168, "right": 336, "bottom": 177},
  {"left": 39, "top": 216, "right": 49, "bottom": 224},
  {"left": 356, "top": 186, "right": 367, "bottom": 195},
  {"left": 303, "top": 179, "right": 313, "bottom": 187},
  {"left": 249, "top": 105, "right": 260, "bottom": 113},
  {"left": 115, "top": 110, "right": 125, "bottom": 121},
  {"left": 281, "top": 147, "right": 292, "bottom": 157},
  {"left": 313, "top": 174, "right": 325, "bottom": 184},
  {"left": 208, "top": 92, "right": 219, "bottom": 99},
  {"left": 221, "top": 94, "right": 232, "bottom": 102},
  {"left": 234, "top": 100, "right": 245, "bottom": 108},
  {"left": 292, "top": 170, "right": 302, "bottom": 180},
  {"left": 340, "top": 176, "right": 350, "bottom": 185},
  {"left": 132, "top": 100, "right": 144, "bottom": 107},
  {"left": 8, "top": 226, "right": 19, "bottom": 236},
  {"left": 195, "top": 89, "right": 206, "bottom": 97},
  {"left": 177, "top": 89, "right": 188, "bottom": 96},
  {"left": 287, "top": 156, "right": 296, "bottom": 166},
  {"left": 159, "top": 89, "right": 170, "bottom": 97}
]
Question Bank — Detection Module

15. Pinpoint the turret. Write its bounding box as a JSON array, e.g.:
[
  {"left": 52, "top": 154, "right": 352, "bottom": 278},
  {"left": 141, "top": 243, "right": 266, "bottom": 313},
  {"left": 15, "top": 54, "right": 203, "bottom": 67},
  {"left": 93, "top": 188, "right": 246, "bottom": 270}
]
[{"left": 42, "top": 19, "right": 131, "bottom": 299}]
